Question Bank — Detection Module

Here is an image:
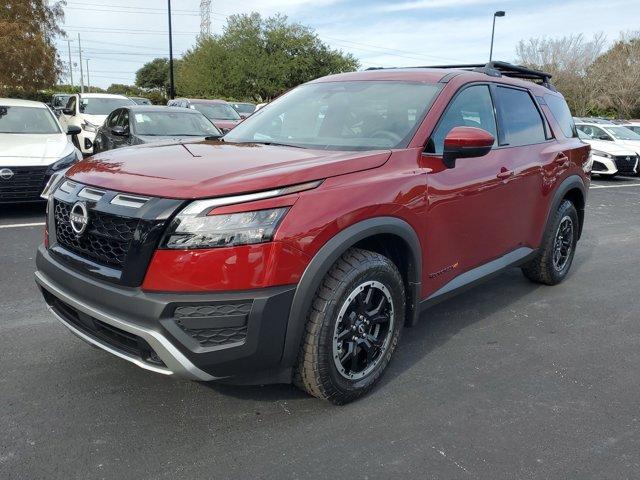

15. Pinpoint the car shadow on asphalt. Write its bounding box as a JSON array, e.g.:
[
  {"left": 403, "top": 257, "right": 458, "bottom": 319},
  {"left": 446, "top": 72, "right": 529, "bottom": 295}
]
[{"left": 0, "top": 202, "right": 46, "bottom": 221}]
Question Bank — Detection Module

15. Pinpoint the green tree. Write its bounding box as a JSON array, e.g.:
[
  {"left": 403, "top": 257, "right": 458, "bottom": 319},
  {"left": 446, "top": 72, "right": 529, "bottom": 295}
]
[
  {"left": 177, "top": 13, "right": 359, "bottom": 101},
  {"left": 0, "top": 0, "right": 66, "bottom": 93},
  {"left": 135, "top": 58, "right": 170, "bottom": 91}
]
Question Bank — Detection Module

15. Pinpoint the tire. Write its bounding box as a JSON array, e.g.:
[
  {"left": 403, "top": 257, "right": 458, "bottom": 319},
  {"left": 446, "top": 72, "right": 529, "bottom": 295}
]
[
  {"left": 521, "top": 199, "right": 579, "bottom": 285},
  {"left": 294, "top": 248, "right": 405, "bottom": 404}
]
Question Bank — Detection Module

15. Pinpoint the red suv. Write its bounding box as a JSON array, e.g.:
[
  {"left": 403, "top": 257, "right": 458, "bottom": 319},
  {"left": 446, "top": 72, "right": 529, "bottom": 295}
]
[{"left": 36, "top": 62, "right": 591, "bottom": 404}]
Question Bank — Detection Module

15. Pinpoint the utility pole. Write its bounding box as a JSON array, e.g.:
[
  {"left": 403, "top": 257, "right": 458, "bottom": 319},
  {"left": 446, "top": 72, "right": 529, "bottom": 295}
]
[
  {"left": 167, "top": 0, "right": 175, "bottom": 99},
  {"left": 67, "top": 39, "right": 74, "bottom": 86},
  {"left": 86, "top": 59, "right": 91, "bottom": 93},
  {"left": 78, "top": 33, "right": 85, "bottom": 93}
]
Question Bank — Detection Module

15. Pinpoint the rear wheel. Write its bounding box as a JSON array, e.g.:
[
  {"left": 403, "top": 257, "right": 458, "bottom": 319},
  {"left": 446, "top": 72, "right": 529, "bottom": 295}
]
[
  {"left": 522, "top": 199, "right": 579, "bottom": 285},
  {"left": 294, "top": 248, "right": 405, "bottom": 404}
]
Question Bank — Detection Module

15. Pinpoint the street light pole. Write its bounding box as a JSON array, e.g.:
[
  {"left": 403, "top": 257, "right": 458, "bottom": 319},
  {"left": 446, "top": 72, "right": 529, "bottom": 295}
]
[
  {"left": 489, "top": 10, "right": 506, "bottom": 62},
  {"left": 168, "top": 0, "right": 175, "bottom": 99}
]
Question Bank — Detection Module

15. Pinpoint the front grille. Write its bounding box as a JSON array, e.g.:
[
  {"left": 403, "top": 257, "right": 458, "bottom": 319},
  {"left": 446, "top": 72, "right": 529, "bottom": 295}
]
[
  {"left": 175, "top": 302, "right": 251, "bottom": 347},
  {"left": 614, "top": 155, "right": 639, "bottom": 174},
  {"left": 54, "top": 199, "right": 139, "bottom": 268},
  {"left": 0, "top": 166, "right": 48, "bottom": 202}
]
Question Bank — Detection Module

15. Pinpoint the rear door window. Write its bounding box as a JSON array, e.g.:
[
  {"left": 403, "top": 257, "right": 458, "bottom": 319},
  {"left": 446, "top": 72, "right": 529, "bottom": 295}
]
[{"left": 495, "top": 87, "right": 547, "bottom": 146}]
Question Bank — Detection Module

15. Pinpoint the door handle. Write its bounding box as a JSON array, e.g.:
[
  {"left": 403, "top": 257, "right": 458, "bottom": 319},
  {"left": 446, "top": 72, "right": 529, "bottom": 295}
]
[{"left": 497, "top": 169, "right": 514, "bottom": 179}]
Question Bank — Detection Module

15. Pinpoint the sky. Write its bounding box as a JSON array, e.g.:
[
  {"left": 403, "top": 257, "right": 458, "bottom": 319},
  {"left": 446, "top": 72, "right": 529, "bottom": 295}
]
[{"left": 55, "top": 0, "right": 640, "bottom": 90}]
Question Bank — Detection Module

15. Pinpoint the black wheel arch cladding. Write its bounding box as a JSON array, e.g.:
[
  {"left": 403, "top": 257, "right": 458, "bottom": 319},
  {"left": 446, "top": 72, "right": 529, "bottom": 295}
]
[{"left": 280, "top": 216, "right": 422, "bottom": 367}]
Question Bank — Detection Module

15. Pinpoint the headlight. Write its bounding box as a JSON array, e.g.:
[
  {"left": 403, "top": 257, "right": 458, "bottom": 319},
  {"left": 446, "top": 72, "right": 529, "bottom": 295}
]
[
  {"left": 49, "top": 151, "right": 78, "bottom": 172},
  {"left": 81, "top": 121, "right": 98, "bottom": 133},
  {"left": 163, "top": 208, "right": 289, "bottom": 249},
  {"left": 591, "top": 150, "right": 613, "bottom": 159},
  {"left": 583, "top": 150, "right": 593, "bottom": 173},
  {"left": 41, "top": 168, "right": 70, "bottom": 200}
]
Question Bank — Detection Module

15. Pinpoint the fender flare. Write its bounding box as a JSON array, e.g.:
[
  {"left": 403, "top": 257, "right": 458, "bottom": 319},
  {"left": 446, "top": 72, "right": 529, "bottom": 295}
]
[
  {"left": 544, "top": 175, "right": 588, "bottom": 240},
  {"left": 280, "top": 216, "right": 422, "bottom": 367}
]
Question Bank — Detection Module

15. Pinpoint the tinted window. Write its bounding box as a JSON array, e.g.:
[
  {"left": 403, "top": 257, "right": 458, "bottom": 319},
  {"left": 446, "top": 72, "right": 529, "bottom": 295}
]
[
  {"left": 106, "top": 110, "right": 120, "bottom": 128},
  {"left": 429, "top": 85, "right": 497, "bottom": 155},
  {"left": 66, "top": 96, "right": 76, "bottom": 111},
  {"left": 496, "top": 87, "right": 546, "bottom": 146},
  {"left": 116, "top": 110, "right": 130, "bottom": 130},
  {"left": 545, "top": 95, "right": 576, "bottom": 138}
]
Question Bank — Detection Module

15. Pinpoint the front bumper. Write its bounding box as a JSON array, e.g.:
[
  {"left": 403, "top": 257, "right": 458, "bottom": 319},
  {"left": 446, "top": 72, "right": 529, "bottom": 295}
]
[{"left": 35, "top": 246, "right": 296, "bottom": 382}]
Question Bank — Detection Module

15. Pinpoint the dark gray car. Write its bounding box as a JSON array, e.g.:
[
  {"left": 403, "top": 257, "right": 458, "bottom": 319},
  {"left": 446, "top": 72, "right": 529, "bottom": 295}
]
[{"left": 93, "top": 105, "right": 221, "bottom": 154}]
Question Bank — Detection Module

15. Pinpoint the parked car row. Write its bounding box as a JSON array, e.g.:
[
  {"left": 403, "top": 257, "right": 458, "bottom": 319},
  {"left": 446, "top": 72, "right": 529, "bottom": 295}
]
[{"left": 574, "top": 117, "right": 640, "bottom": 177}]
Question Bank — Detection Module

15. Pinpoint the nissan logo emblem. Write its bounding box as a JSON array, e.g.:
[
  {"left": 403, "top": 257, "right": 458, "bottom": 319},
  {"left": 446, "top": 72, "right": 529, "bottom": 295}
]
[
  {"left": 0, "top": 168, "right": 14, "bottom": 180},
  {"left": 69, "top": 201, "right": 89, "bottom": 236}
]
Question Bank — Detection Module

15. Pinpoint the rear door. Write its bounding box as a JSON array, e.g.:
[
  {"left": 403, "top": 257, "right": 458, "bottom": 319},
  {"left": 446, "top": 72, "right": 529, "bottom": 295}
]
[{"left": 492, "top": 85, "right": 558, "bottom": 250}]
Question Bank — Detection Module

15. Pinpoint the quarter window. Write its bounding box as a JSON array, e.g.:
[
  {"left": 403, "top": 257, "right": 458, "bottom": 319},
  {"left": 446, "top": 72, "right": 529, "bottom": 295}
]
[
  {"left": 545, "top": 95, "right": 576, "bottom": 138},
  {"left": 495, "top": 87, "right": 546, "bottom": 146},
  {"left": 429, "top": 85, "right": 497, "bottom": 155}
]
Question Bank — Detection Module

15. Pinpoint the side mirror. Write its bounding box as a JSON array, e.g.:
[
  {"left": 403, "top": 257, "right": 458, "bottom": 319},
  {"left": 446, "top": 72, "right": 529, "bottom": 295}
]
[
  {"left": 442, "top": 126, "right": 494, "bottom": 168},
  {"left": 63, "top": 108, "right": 74, "bottom": 116},
  {"left": 111, "top": 126, "right": 128, "bottom": 136},
  {"left": 67, "top": 125, "right": 81, "bottom": 136},
  {"left": 598, "top": 135, "right": 612, "bottom": 141}
]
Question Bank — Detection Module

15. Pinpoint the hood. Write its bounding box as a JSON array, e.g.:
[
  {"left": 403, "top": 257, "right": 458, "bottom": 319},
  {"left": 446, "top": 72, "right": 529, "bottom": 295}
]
[
  {"left": 80, "top": 114, "right": 108, "bottom": 127},
  {"left": 613, "top": 139, "right": 640, "bottom": 153},
  {"left": 585, "top": 139, "right": 637, "bottom": 155},
  {"left": 67, "top": 140, "right": 391, "bottom": 199},
  {"left": 0, "top": 133, "right": 72, "bottom": 166},
  {"left": 212, "top": 119, "right": 241, "bottom": 131}
]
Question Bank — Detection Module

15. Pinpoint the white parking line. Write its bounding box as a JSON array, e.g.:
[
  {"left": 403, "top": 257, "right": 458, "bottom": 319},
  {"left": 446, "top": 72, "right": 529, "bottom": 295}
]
[
  {"left": 0, "top": 222, "right": 46, "bottom": 229},
  {"left": 591, "top": 182, "right": 640, "bottom": 190}
]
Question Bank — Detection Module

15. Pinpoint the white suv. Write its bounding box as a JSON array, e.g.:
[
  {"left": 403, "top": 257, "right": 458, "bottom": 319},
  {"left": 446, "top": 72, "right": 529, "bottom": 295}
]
[
  {"left": 576, "top": 121, "right": 640, "bottom": 175},
  {"left": 0, "top": 98, "right": 81, "bottom": 203},
  {"left": 59, "top": 93, "right": 135, "bottom": 155}
]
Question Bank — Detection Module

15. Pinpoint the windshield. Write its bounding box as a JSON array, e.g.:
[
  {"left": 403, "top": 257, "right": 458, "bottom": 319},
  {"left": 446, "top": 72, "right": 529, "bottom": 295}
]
[
  {"left": 577, "top": 130, "right": 591, "bottom": 140},
  {"left": 224, "top": 81, "right": 442, "bottom": 150},
  {"left": 192, "top": 103, "right": 241, "bottom": 120},
  {"left": 606, "top": 126, "right": 640, "bottom": 140},
  {"left": 232, "top": 103, "right": 256, "bottom": 114},
  {"left": 0, "top": 106, "right": 60, "bottom": 134},
  {"left": 80, "top": 97, "right": 134, "bottom": 115},
  {"left": 53, "top": 95, "right": 71, "bottom": 108},
  {"left": 132, "top": 111, "right": 220, "bottom": 136}
]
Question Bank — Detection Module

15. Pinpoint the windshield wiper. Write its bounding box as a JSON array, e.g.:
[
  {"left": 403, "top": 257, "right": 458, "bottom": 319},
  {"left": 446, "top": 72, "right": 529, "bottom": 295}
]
[{"left": 250, "top": 141, "right": 306, "bottom": 149}]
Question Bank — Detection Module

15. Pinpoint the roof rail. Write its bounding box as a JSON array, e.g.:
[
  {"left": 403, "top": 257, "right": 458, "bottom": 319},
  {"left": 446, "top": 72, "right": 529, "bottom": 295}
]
[{"left": 367, "top": 61, "right": 556, "bottom": 91}]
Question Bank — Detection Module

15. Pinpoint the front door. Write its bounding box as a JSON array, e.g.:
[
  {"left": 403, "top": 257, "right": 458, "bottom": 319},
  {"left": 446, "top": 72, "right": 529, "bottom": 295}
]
[{"left": 420, "top": 83, "right": 519, "bottom": 296}]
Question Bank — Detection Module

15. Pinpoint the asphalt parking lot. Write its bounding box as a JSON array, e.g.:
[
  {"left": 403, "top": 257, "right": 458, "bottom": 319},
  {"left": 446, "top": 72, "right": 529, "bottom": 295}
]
[{"left": 2, "top": 176, "right": 640, "bottom": 480}]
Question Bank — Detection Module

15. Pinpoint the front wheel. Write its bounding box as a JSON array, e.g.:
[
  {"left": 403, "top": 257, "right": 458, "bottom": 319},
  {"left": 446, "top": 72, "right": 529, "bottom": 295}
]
[{"left": 294, "top": 248, "right": 405, "bottom": 404}]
